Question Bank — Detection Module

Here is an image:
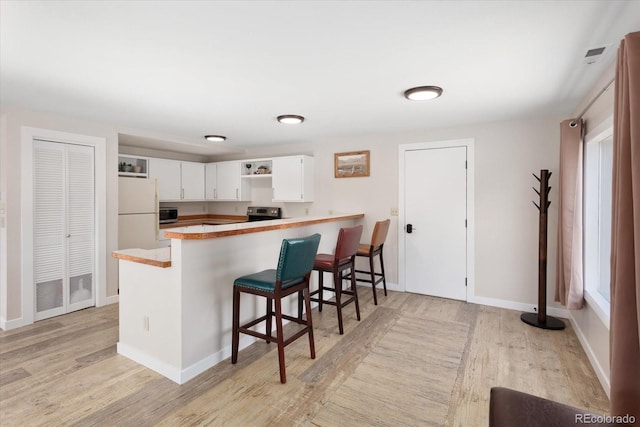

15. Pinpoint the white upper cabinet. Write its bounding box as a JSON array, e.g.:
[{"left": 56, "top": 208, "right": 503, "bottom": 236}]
[
  {"left": 147, "top": 155, "right": 313, "bottom": 203},
  {"left": 149, "top": 158, "right": 205, "bottom": 201},
  {"left": 272, "top": 155, "right": 314, "bottom": 202},
  {"left": 205, "top": 163, "right": 217, "bottom": 200},
  {"left": 149, "top": 158, "right": 181, "bottom": 201},
  {"left": 181, "top": 161, "right": 205, "bottom": 201},
  {"left": 215, "top": 161, "right": 251, "bottom": 201}
]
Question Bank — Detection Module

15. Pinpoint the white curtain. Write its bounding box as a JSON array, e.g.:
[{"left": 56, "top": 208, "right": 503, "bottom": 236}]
[{"left": 555, "top": 118, "right": 584, "bottom": 310}]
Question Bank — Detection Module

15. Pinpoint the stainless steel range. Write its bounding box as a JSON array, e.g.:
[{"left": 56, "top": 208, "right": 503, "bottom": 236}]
[{"left": 246, "top": 206, "right": 282, "bottom": 222}]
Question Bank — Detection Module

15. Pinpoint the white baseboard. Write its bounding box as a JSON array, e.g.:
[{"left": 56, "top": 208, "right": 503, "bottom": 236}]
[
  {"left": 2, "top": 295, "right": 118, "bottom": 331},
  {"left": 117, "top": 342, "right": 183, "bottom": 383},
  {"left": 100, "top": 294, "right": 119, "bottom": 306},
  {"left": 0, "top": 315, "right": 30, "bottom": 331},
  {"left": 469, "top": 295, "right": 570, "bottom": 319},
  {"left": 117, "top": 336, "right": 257, "bottom": 385},
  {"left": 568, "top": 314, "right": 611, "bottom": 398},
  {"left": 355, "top": 281, "right": 402, "bottom": 293},
  {"left": 180, "top": 335, "right": 257, "bottom": 384}
]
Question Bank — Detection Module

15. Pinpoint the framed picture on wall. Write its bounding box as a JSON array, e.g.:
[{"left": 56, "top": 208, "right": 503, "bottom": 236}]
[{"left": 334, "top": 150, "right": 370, "bottom": 178}]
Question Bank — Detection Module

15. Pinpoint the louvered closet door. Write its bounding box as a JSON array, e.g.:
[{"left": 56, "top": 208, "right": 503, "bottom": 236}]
[
  {"left": 66, "top": 143, "right": 95, "bottom": 312},
  {"left": 34, "top": 141, "right": 66, "bottom": 319},
  {"left": 34, "top": 140, "right": 95, "bottom": 320}
]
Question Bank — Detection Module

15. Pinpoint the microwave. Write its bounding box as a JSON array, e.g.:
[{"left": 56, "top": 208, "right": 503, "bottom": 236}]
[{"left": 159, "top": 207, "right": 179, "bottom": 224}]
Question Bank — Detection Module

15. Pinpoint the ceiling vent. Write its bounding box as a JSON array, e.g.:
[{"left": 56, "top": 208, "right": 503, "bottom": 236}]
[{"left": 583, "top": 45, "right": 608, "bottom": 65}]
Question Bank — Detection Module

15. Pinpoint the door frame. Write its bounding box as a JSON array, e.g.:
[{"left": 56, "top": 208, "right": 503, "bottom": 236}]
[
  {"left": 21, "top": 127, "right": 107, "bottom": 326},
  {"left": 398, "top": 139, "right": 475, "bottom": 300}
]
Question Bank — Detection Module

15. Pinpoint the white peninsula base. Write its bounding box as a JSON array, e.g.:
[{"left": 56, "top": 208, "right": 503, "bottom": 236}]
[{"left": 114, "top": 215, "right": 362, "bottom": 384}]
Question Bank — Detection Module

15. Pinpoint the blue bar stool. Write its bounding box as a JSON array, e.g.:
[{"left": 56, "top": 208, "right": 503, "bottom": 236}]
[{"left": 231, "top": 233, "right": 321, "bottom": 384}]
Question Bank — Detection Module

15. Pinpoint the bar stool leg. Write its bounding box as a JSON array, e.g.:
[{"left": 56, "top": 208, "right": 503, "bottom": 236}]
[
  {"left": 350, "top": 266, "right": 361, "bottom": 321},
  {"left": 318, "top": 271, "right": 324, "bottom": 312},
  {"left": 334, "top": 270, "right": 344, "bottom": 334},
  {"left": 274, "top": 297, "right": 287, "bottom": 384},
  {"left": 266, "top": 297, "right": 273, "bottom": 343},
  {"left": 232, "top": 287, "right": 240, "bottom": 364},
  {"left": 368, "top": 254, "right": 378, "bottom": 305},
  {"left": 379, "top": 250, "right": 388, "bottom": 296},
  {"left": 304, "top": 286, "right": 316, "bottom": 359}
]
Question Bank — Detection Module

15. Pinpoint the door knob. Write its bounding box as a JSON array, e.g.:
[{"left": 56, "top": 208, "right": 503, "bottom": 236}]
[{"left": 406, "top": 224, "right": 416, "bottom": 233}]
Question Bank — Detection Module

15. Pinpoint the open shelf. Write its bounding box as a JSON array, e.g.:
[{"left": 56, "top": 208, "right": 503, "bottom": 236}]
[
  {"left": 119, "top": 171, "right": 148, "bottom": 178},
  {"left": 241, "top": 174, "right": 272, "bottom": 179},
  {"left": 241, "top": 159, "right": 272, "bottom": 177},
  {"left": 119, "top": 154, "right": 149, "bottom": 177}
]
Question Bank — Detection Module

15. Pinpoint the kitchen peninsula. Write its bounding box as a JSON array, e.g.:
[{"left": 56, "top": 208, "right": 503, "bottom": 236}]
[{"left": 113, "top": 213, "right": 364, "bottom": 384}]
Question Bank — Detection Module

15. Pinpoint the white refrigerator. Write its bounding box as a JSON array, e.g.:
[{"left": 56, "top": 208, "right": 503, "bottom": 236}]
[{"left": 118, "top": 177, "right": 158, "bottom": 250}]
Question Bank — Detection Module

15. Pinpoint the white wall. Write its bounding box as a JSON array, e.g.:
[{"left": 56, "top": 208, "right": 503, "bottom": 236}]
[
  {"left": 209, "top": 116, "right": 563, "bottom": 309},
  {"left": 0, "top": 106, "right": 120, "bottom": 328}
]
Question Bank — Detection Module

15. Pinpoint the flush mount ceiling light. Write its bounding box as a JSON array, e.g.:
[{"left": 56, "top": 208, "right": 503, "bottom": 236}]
[
  {"left": 403, "top": 86, "right": 443, "bottom": 101},
  {"left": 204, "top": 135, "right": 226, "bottom": 142},
  {"left": 277, "top": 114, "right": 305, "bottom": 124}
]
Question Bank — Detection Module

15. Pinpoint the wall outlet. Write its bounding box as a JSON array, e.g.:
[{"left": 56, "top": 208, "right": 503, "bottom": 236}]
[
  {"left": 390, "top": 208, "right": 399, "bottom": 216},
  {"left": 305, "top": 208, "right": 309, "bottom": 215},
  {"left": 143, "top": 316, "right": 149, "bottom": 331}
]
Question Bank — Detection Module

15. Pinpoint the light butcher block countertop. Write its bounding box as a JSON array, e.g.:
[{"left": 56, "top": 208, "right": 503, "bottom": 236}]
[
  {"left": 163, "top": 213, "right": 364, "bottom": 240},
  {"left": 113, "top": 213, "right": 364, "bottom": 268},
  {"left": 112, "top": 246, "right": 172, "bottom": 268}
]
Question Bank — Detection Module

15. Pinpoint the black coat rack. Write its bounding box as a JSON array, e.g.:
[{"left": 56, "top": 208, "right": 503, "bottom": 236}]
[{"left": 521, "top": 169, "right": 565, "bottom": 330}]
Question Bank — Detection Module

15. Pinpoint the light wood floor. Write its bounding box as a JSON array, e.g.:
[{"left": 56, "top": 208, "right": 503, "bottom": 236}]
[{"left": 0, "top": 289, "right": 609, "bottom": 426}]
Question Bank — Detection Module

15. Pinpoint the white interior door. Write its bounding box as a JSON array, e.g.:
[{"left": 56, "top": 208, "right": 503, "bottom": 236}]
[
  {"left": 404, "top": 146, "right": 467, "bottom": 300},
  {"left": 34, "top": 140, "right": 95, "bottom": 320}
]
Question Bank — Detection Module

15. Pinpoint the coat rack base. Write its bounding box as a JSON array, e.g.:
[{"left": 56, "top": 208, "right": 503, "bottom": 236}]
[{"left": 520, "top": 312, "right": 566, "bottom": 330}]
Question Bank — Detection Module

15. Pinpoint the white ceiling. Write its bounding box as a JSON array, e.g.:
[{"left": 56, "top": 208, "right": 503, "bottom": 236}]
[{"left": 1, "top": 1, "right": 639, "bottom": 155}]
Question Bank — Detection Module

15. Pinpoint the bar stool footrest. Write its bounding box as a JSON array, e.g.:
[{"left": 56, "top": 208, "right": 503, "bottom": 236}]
[{"left": 344, "top": 270, "right": 385, "bottom": 286}]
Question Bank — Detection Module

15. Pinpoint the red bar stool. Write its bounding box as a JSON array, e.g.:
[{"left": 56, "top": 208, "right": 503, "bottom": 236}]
[
  {"left": 351, "top": 219, "right": 390, "bottom": 305},
  {"left": 231, "top": 233, "right": 321, "bottom": 384},
  {"left": 309, "top": 225, "right": 363, "bottom": 334}
]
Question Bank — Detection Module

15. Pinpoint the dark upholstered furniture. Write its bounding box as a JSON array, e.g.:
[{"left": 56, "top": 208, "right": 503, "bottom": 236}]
[
  {"left": 309, "top": 225, "right": 363, "bottom": 334},
  {"left": 489, "top": 387, "right": 617, "bottom": 427},
  {"left": 231, "top": 234, "right": 321, "bottom": 384}
]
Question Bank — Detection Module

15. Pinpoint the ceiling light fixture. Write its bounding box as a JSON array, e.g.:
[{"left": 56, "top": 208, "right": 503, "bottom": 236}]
[
  {"left": 277, "top": 114, "right": 305, "bottom": 124},
  {"left": 403, "top": 86, "right": 443, "bottom": 101},
  {"left": 204, "top": 135, "right": 226, "bottom": 142}
]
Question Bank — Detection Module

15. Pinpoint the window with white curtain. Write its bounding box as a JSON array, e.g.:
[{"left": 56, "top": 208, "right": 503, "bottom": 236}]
[{"left": 584, "top": 125, "right": 613, "bottom": 322}]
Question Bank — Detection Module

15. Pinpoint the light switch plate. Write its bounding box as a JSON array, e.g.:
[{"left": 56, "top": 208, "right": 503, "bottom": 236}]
[{"left": 390, "top": 208, "right": 398, "bottom": 216}]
